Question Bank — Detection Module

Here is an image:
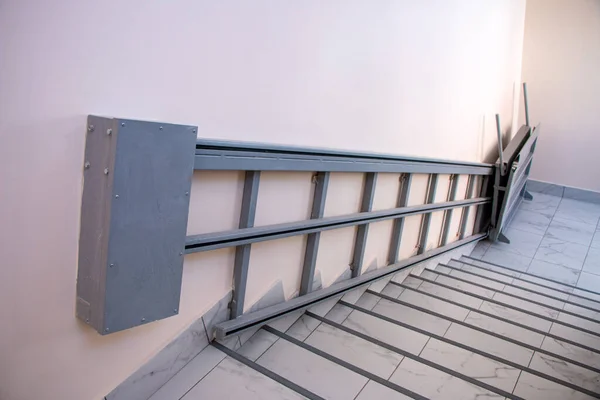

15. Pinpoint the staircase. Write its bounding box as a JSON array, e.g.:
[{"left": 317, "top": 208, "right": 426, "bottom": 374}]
[{"left": 145, "top": 247, "right": 600, "bottom": 400}]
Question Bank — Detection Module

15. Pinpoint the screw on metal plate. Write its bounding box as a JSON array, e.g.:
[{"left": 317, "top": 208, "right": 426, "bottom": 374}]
[
  {"left": 192, "top": 129, "right": 197, "bottom": 134},
  {"left": 179, "top": 252, "right": 183, "bottom": 256},
  {"left": 173, "top": 309, "right": 178, "bottom": 313},
  {"left": 115, "top": 194, "right": 119, "bottom": 198},
  {"left": 141, "top": 317, "right": 146, "bottom": 322},
  {"left": 106, "top": 128, "right": 112, "bottom": 136},
  {"left": 84, "top": 161, "right": 90, "bottom": 169},
  {"left": 185, "top": 191, "right": 189, "bottom": 196},
  {"left": 105, "top": 328, "right": 109, "bottom": 332},
  {"left": 109, "top": 263, "right": 114, "bottom": 268},
  {"left": 104, "top": 168, "right": 109, "bottom": 175},
  {"left": 121, "top": 122, "right": 125, "bottom": 127},
  {"left": 88, "top": 125, "right": 94, "bottom": 132},
  {"left": 159, "top": 126, "right": 163, "bottom": 130}
]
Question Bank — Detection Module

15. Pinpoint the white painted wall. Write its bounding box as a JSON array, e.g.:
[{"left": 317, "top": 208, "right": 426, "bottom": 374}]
[
  {"left": 0, "top": 1, "right": 525, "bottom": 399},
  {"left": 522, "top": 0, "right": 600, "bottom": 191}
]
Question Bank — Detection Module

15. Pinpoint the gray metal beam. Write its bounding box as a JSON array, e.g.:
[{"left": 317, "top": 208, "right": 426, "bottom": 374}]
[
  {"left": 300, "top": 172, "right": 330, "bottom": 295},
  {"left": 214, "top": 233, "right": 487, "bottom": 339},
  {"left": 194, "top": 146, "right": 494, "bottom": 176},
  {"left": 417, "top": 174, "right": 439, "bottom": 254},
  {"left": 459, "top": 175, "right": 476, "bottom": 240},
  {"left": 387, "top": 173, "right": 412, "bottom": 264},
  {"left": 186, "top": 196, "right": 491, "bottom": 253},
  {"left": 195, "top": 139, "right": 493, "bottom": 171},
  {"left": 439, "top": 174, "right": 460, "bottom": 247},
  {"left": 351, "top": 173, "right": 378, "bottom": 278},
  {"left": 230, "top": 171, "right": 260, "bottom": 319}
]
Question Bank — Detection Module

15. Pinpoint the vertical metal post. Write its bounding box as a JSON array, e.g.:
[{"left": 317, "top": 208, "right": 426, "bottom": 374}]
[
  {"left": 523, "top": 82, "right": 530, "bottom": 127},
  {"left": 416, "top": 174, "right": 438, "bottom": 255},
  {"left": 439, "top": 174, "right": 459, "bottom": 247},
  {"left": 299, "top": 172, "right": 330, "bottom": 295},
  {"left": 230, "top": 171, "right": 260, "bottom": 319},
  {"left": 387, "top": 173, "right": 412, "bottom": 265},
  {"left": 496, "top": 114, "right": 505, "bottom": 175},
  {"left": 474, "top": 175, "right": 491, "bottom": 234},
  {"left": 459, "top": 175, "right": 476, "bottom": 240},
  {"left": 350, "top": 172, "right": 378, "bottom": 278}
]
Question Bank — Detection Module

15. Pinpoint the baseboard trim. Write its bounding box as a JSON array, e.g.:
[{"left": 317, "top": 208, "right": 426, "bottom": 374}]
[{"left": 528, "top": 179, "right": 600, "bottom": 204}]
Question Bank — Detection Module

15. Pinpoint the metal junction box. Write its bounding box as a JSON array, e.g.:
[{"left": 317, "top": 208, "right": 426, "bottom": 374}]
[{"left": 76, "top": 116, "right": 197, "bottom": 334}]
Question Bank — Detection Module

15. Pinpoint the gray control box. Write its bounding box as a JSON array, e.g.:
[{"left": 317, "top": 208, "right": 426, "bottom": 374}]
[{"left": 76, "top": 116, "right": 197, "bottom": 334}]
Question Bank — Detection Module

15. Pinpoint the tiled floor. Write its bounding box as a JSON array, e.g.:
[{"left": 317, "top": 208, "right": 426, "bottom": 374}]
[{"left": 475, "top": 193, "right": 600, "bottom": 292}]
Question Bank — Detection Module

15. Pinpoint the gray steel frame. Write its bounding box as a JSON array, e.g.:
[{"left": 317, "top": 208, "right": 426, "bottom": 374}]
[
  {"left": 191, "top": 138, "right": 494, "bottom": 335},
  {"left": 489, "top": 125, "right": 538, "bottom": 242}
]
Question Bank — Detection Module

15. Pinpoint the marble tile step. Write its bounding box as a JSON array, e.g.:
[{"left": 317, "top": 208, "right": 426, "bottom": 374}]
[
  {"left": 259, "top": 325, "right": 427, "bottom": 400},
  {"left": 403, "top": 274, "right": 600, "bottom": 339},
  {"left": 452, "top": 258, "right": 600, "bottom": 311},
  {"left": 184, "top": 342, "right": 319, "bottom": 400},
  {"left": 426, "top": 266, "right": 600, "bottom": 322},
  {"left": 461, "top": 255, "right": 600, "bottom": 298},
  {"left": 380, "top": 285, "right": 600, "bottom": 370},
  {"left": 340, "top": 300, "right": 598, "bottom": 399},
  {"left": 304, "top": 310, "right": 519, "bottom": 400},
  {"left": 367, "top": 289, "right": 600, "bottom": 376}
]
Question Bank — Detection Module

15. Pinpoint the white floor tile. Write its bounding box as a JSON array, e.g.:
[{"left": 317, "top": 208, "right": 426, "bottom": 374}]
[
  {"left": 419, "top": 338, "right": 521, "bottom": 392},
  {"left": 527, "top": 259, "right": 581, "bottom": 285},
  {"left": 583, "top": 247, "right": 600, "bottom": 275},
  {"left": 550, "top": 323, "right": 600, "bottom": 352},
  {"left": 511, "top": 277, "right": 571, "bottom": 300},
  {"left": 534, "top": 236, "right": 588, "bottom": 270},
  {"left": 257, "top": 338, "right": 368, "bottom": 400},
  {"left": 343, "top": 307, "right": 430, "bottom": 355},
  {"left": 513, "top": 371, "right": 595, "bottom": 400},
  {"left": 390, "top": 357, "right": 504, "bottom": 400},
  {"left": 546, "top": 216, "right": 595, "bottom": 246},
  {"left": 372, "top": 296, "right": 453, "bottom": 337},
  {"left": 304, "top": 323, "right": 404, "bottom": 379},
  {"left": 464, "top": 311, "right": 545, "bottom": 348},
  {"left": 444, "top": 323, "right": 534, "bottom": 366},
  {"left": 502, "top": 285, "right": 565, "bottom": 309},
  {"left": 529, "top": 352, "right": 600, "bottom": 393},
  {"left": 519, "top": 193, "right": 560, "bottom": 217},
  {"left": 481, "top": 248, "right": 532, "bottom": 272},
  {"left": 355, "top": 381, "right": 412, "bottom": 400},
  {"left": 492, "top": 292, "right": 559, "bottom": 319},
  {"left": 557, "top": 312, "right": 600, "bottom": 335},
  {"left": 182, "top": 357, "right": 306, "bottom": 400},
  {"left": 541, "top": 337, "right": 600, "bottom": 370},
  {"left": 509, "top": 209, "right": 552, "bottom": 236},
  {"left": 490, "top": 228, "right": 543, "bottom": 258},
  {"left": 150, "top": 346, "right": 226, "bottom": 400},
  {"left": 460, "top": 257, "right": 522, "bottom": 277},
  {"left": 478, "top": 301, "right": 552, "bottom": 332},
  {"left": 577, "top": 272, "right": 600, "bottom": 293},
  {"left": 413, "top": 280, "right": 484, "bottom": 309},
  {"left": 430, "top": 273, "right": 497, "bottom": 298}
]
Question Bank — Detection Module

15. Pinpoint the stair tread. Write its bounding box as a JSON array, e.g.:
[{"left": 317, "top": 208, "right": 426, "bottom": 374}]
[
  {"left": 462, "top": 255, "right": 600, "bottom": 298},
  {"left": 256, "top": 335, "right": 369, "bottom": 400},
  {"left": 181, "top": 355, "right": 307, "bottom": 400}
]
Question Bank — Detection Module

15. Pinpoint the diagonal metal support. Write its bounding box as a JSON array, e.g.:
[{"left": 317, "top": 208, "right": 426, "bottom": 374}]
[
  {"left": 474, "top": 175, "right": 491, "bottom": 234},
  {"left": 230, "top": 171, "right": 261, "bottom": 319},
  {"left": 417, "top": 174, "right": 439, "bottom": 254},
  {"left": 387, "top": 173, "right": 412, "bottom": 265},
  {"left": 351, "top": 172, "right": 378, "bottom": 278},
  {"left": 459, "top": 175, "right": 476, "bottom": 240},
  {"left": 300, "top": 172, "right": 330, "bottom": 295},
  {"left": 439, "top": 174, "right": 460, "bottom": 247},
  {"left": 523, "top": 190, "right": 533, "bottom": 201}
]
